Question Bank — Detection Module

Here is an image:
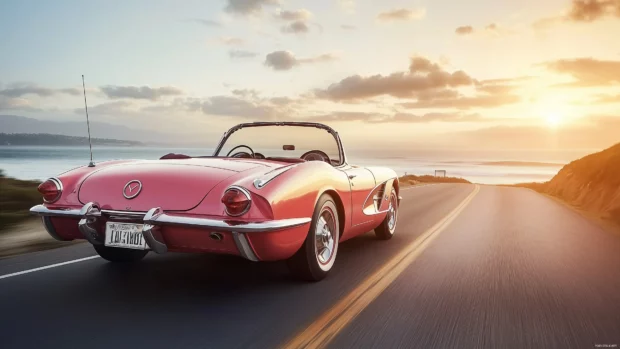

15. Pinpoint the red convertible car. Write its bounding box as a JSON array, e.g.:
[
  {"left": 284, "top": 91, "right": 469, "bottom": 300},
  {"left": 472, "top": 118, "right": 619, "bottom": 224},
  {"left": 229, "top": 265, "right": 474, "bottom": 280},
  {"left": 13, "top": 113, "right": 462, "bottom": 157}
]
[{"left": 30, "top": 122, "right": 400, "bottom": 281}]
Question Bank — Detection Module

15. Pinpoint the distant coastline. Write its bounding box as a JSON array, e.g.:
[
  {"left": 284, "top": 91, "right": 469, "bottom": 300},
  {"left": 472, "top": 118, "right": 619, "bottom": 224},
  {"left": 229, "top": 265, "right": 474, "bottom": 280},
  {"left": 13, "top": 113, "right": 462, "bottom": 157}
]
[
  {"left": 480, "top": 161, "right": 565, "bottom": 167},
  {"left": 0, "top": 133, "right": 143, "bottom": 146}
]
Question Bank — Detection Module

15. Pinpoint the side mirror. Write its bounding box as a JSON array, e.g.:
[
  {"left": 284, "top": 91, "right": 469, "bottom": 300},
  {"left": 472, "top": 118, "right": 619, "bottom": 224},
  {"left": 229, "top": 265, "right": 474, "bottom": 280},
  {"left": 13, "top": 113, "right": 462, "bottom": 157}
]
[{"left": 283, "top": 145, "right": 295, "bottom": 151}]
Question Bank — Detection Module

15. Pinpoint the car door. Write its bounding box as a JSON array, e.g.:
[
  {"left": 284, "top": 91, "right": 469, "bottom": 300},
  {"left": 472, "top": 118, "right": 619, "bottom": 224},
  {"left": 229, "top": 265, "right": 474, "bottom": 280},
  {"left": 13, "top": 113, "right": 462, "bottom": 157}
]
[{"left": 343, "top": 167, "right": 376, "bottom": 227}]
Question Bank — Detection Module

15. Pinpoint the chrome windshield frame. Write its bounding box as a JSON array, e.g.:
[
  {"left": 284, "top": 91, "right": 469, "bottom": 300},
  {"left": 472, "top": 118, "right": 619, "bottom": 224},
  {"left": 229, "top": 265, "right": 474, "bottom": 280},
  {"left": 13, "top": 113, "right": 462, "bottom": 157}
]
[{"left": 212, "top": 122, "right": 348, "bottom": 166}]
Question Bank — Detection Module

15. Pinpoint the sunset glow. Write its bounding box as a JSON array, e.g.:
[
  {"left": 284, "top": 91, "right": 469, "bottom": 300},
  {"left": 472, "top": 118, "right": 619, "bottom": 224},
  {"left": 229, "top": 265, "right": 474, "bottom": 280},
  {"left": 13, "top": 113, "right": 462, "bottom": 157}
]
[{"left": 0, "top": 0, "right": 619, "bottom": 150}]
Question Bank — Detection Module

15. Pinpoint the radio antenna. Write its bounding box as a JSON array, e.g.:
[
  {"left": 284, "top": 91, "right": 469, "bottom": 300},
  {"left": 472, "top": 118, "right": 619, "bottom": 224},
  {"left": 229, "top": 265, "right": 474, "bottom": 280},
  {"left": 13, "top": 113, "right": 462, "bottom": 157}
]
[{"left": 82, "top": 74, "right": 95, "bottom": 167}]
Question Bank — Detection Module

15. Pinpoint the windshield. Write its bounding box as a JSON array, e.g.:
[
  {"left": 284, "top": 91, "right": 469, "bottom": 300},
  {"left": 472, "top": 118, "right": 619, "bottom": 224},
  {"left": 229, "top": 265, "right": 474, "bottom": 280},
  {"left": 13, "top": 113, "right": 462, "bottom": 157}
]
[{"left": 215, "top": 125, "right": 342, "bottom": 166}]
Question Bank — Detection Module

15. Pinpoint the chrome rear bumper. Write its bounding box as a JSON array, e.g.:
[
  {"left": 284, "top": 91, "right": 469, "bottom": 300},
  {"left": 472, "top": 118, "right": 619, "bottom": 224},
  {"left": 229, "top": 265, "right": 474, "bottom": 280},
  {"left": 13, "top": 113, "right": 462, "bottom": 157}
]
[{"left": 30, "top": 202, "right": 311, "bottom": 261}]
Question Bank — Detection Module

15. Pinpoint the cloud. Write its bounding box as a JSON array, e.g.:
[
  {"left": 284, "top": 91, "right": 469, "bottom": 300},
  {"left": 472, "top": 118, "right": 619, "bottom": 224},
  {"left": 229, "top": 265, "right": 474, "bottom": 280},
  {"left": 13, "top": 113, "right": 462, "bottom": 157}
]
[
  {"left": 100, "top": 85, "right": 183, "bottom": 100},
  {"left": 340, "top": 24, "right": 356, "bottom": 30},
  {"left": 542, "top": 57, "right": 620, "bottom": 86},
  {"left": 567, "top": 0, "right": 620, "bottom": 22},
  {"left": 452, "top": 115, "right": 620, "bottom": 149},
  {"left": 229, "top": 49, "right": 259, "bottom": 59},
  {"left": 265, "top": 51, "right": 298, "bottom": 70},
  {"left": 455, "top": 26, "right": 474, "bottom": 35},
  {"left": 298, "top": 53, "right": 339, "bottom": 64},
  {"left": 533, "top": 1, "right": 620, "bottom": 29},
  {"left": 593, "top": 93, "right": 620, "bottom": 103},
  {"left": 224, "top": 0, "right": 280, "bottom": 16},
  {"left": 338, "top": 0, "right": 356, "bottom": 14},
  {"left": 309, "top": 111, "right": 484, "bottom": 124},
  {"left": 280, "top": 20, "right": 309, "bottom": 34},
  {"left": 232, "top": 89, "right": 260, "bottom": 99},
  {"left": 314, "top": 57, "right": 473, "bottom": 101},
  {"left": 218, "top": 36, "right": 245, "bottom": 46},
  {"left": 77, "top": 100, "right": 135, "bottom": 115},
  {"left": 0, "top": 96, "right": 34, "bottom": 110},
  {"left": 273, "top": 9, "right": 312, "bottom": 21},
  {"left": 377, "top": 8, "right": 426, "bottom": 21},
  {"left": 0, "top": 83, "right": 79, "bottom": 98},
  {"left": 264, "top": 51, "right": 339, "bottom": 70},
  {"left": 269, "top": 96, "right": 295, "bottom": 105},
  {"left": 201, "top": 95, "right": 284, "bottom": 119},
  {"left": 399, "top": 94, "right": 520, "bottom": 110},
  {"left": 190, "top": 19, "right": 221, "bottom": 27}
]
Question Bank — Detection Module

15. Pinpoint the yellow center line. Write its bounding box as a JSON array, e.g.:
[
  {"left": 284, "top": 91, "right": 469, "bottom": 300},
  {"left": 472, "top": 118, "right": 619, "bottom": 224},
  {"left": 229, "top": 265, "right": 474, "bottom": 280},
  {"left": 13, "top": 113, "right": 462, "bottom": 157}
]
[{"left": 282, "top": 184, "right": 481, "bottom": 349}]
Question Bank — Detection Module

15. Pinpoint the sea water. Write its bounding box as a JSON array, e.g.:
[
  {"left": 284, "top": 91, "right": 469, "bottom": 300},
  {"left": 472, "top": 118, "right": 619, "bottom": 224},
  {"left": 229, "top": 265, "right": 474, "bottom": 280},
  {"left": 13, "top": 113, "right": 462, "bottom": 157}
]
[{"left": 0, "top": 146, "right": 595, "bottom": 184}]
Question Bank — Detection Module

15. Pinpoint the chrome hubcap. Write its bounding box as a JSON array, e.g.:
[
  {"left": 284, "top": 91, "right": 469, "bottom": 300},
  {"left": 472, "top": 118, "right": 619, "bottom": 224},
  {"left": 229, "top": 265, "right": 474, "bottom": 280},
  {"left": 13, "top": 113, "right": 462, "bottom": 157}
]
[
  {"left": 387, "top": 194, "right": 397, "bottom": 232},
  {"left": 315, "top": 209, "right": 336, "bottom": 265}
]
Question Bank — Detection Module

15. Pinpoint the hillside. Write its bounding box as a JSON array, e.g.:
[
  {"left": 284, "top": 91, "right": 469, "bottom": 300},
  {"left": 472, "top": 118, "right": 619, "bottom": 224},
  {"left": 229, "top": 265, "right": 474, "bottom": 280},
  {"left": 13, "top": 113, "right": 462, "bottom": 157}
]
[
  {"left": 0, "top": 133, "right": 143, "bottom": 146},
  {"left": 517, "top": 143, "right": 620, "bottom": 225}
]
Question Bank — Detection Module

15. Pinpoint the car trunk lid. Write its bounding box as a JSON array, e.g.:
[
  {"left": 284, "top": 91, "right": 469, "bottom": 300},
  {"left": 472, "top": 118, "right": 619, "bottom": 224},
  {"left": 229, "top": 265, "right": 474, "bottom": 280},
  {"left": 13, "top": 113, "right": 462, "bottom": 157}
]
[{"left": 78, "top": 160, "right": 257, "bottom": 211}]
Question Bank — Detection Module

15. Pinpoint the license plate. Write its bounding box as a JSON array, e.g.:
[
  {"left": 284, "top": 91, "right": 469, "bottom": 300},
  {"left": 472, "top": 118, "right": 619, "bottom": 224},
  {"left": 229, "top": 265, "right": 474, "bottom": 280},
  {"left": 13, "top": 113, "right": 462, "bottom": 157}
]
[{"left": 105, "top": 222, "right": 148, "bottom": 250}]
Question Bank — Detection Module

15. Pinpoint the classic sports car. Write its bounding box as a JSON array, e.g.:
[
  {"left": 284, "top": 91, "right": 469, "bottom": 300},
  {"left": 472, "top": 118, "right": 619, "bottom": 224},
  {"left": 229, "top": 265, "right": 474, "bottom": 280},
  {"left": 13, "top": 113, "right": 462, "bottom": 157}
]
[{"left": 30, "top": 122, "right": 400, "bottom": 281}]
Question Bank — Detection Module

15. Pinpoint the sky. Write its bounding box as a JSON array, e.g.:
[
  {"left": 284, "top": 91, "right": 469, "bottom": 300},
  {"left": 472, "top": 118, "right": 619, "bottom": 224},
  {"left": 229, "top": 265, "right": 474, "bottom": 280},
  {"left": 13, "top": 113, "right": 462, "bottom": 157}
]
[{"left": 1, "top": 0, "right": 620, "bottom": 150}]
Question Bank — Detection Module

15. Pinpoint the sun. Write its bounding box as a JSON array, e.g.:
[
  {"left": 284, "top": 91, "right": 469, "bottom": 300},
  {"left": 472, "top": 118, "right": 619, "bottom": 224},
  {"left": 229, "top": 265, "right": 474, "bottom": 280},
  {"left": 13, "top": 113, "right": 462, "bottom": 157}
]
[{"left": 545, "top": 112, "right": 562, "bottom": 127}]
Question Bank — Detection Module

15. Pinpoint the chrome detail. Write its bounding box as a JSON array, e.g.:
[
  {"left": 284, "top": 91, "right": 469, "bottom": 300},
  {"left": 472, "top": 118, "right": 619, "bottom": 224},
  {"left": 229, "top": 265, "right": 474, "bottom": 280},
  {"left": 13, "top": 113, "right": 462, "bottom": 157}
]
[
  {"left": 209, "top": 232, "right": 224, "bottom": 241},
  {"left": 30, "top": 205, "right": 82, "bottom": 218},
  {"left": 142, "top": 223, "right": 167, "bottom": 254},
  {"left": 387, "top": 193, "right": 398, "bottom": 233},
  {"left": 123, "top": 180, "right": 142, "bottom": 199},
  {"left": 362, "top": 178, "right": 397, "bottom": 216},
  {"left": 78, "top": 202, "right": 103, "bottom": 245},
  {"left": 41, "top": 216, "right": 73, "bottom": 241},
  {"left": 101, "top": 209, "right": 146, "bottom": 219},
  {"left": 42, "top": 177, "right": 63, "bottom": 203},
  {"left": 145, "top": 214, "right": 311, "bottom": 233},
  {"left": 212, "top": 122, "right": 348, "bottom": 167},
  {"left": 232, "top": 232, "right": 258, "bottom": 262},
  {"left": 315, "top": 211, "right": 335, "bottom": 266},
  {"left": 253, "top": 166, "right": 293, "bottom": 189},
  {"left": 31, "top": 202, "right": 311, "bottom": 247},
  {"left": 223, "top": 185, "right": 252, "bottom": 217},
  {"left": 143, "top": 207, "right": 163, "bottom": 221}
]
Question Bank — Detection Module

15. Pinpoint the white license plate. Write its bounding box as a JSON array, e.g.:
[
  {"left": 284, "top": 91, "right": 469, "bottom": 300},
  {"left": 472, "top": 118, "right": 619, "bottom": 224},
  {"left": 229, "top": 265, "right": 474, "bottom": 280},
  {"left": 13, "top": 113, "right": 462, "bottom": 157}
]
[{"left": 104, "top": 222, "right": 148, "bottom": 250}]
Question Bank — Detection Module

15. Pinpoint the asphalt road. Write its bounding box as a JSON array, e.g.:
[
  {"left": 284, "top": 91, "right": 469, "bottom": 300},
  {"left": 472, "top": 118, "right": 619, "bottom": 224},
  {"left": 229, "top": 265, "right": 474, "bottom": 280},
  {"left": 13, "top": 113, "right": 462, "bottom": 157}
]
[{"left": 1, "top": 184, "right": 620, "bottom": 348}]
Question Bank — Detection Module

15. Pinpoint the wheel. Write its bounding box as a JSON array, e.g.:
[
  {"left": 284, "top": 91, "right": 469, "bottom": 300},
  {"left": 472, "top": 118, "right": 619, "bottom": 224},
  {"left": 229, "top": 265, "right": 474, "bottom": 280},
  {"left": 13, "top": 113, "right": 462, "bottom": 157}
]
[
  {"left": 375, "top": 188, "right": 398, "bottom": 240},
  {"left": 287, "top": 194, "right": 340, "bottom": 281},
  {"left": 94, "top": 245, "right": 148, "bottom": 263}
]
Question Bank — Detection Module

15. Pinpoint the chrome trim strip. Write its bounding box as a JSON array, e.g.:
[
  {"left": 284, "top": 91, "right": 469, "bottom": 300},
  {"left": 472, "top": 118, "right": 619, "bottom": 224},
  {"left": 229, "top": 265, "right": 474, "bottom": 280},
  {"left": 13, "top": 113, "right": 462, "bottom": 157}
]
[
  {"left": 253, "top": 166, "right": 293, "bottom": 189},
  {"left": 232, "top": 232, "right": 258, "bottom": 262},
  {"left": 30, "top": 205, "right": 82, "bottom": 217},
  {"left": 30, "top": 204, "right": 311, "bottom": 233},
  {"left": 101, "top": 209, "right": 147, "bottom": 218},
  {"left": 41, "top": 216, "right": 73, "bottom": 241},
  {"left": 146, "top": 214, "right": 311, "bottom": 233}
]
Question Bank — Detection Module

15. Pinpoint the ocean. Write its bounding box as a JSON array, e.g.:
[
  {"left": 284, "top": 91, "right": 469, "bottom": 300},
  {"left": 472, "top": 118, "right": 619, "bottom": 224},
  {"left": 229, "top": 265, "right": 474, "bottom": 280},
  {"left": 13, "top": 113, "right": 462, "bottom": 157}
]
[{"left": 0, "top": 146, "right": 595, "bottom": 184}]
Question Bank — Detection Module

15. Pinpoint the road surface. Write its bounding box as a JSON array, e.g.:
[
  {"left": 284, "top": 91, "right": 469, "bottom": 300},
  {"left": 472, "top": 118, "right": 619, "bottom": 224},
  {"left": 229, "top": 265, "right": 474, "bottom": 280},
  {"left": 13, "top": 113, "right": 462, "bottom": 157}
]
[{"left": 1, "top": 184, "right": 620, "bottom": 348}]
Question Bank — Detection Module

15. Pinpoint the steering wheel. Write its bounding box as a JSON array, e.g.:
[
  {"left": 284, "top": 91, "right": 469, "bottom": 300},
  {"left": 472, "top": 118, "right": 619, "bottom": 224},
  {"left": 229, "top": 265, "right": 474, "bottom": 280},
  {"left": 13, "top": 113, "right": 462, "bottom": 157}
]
[
  {"left": 300, "top": 150, "right": 331, "bottom": 164},
  {"left": 226, "top": 145, "right": 255, "bottom": 158}
]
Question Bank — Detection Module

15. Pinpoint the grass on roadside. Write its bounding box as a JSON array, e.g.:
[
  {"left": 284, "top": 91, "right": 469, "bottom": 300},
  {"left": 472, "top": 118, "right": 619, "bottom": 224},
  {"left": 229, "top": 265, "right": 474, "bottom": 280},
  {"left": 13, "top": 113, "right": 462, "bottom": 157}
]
[
  {"left": 399, "top": 174, "right": 471, "bottom": 187},
  {"left": 0, "top": 169, "right": 42, "bottom": 232}
]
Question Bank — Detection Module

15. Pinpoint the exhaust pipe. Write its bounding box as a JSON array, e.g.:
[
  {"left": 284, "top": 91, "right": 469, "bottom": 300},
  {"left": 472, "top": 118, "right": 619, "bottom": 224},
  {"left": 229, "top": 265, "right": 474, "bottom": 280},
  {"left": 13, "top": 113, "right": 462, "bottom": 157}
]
[{"left": 209, "top": 232, "right": 224, "bottom": 242}]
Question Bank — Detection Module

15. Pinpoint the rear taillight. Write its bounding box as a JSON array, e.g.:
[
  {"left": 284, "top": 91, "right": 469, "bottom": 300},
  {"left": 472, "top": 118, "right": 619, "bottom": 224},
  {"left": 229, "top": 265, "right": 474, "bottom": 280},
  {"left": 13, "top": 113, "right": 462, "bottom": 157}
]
[
  {"left": 38, "top": 178, "right": 62, "bottom": 203},
  {"left": 221, "top": 186, "right": 251, "bottom": 216}
]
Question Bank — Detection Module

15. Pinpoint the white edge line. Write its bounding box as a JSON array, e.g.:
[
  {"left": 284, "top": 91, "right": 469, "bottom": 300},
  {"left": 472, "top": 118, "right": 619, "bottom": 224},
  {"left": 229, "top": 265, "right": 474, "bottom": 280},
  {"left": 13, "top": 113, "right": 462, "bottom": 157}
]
[{"left": 0, "top": 255, "right": 100, "bottom": 280}]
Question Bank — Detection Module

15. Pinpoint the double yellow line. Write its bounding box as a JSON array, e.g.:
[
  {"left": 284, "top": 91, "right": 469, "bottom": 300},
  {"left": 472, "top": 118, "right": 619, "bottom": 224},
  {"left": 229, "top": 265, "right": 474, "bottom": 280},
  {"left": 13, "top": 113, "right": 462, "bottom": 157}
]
[{"left": 282, "top": 184, "right": 481, "bottom": 349}]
